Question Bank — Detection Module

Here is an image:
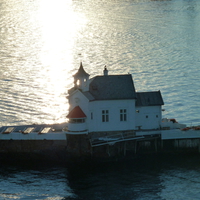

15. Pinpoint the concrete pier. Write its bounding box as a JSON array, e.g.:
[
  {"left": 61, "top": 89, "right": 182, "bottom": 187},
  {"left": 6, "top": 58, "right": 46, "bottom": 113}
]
[
  {"left": 0, "top": 128, "right": 200, "bottom": 163},
  {"left": 65, "top": 129, "right": 200, "bottom": 161}
]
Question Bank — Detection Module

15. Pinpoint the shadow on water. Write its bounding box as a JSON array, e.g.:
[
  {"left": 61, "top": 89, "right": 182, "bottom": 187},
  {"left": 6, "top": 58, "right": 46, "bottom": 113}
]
[
  {"left": 0, "top": 154, "right": 200, "bottom": 199},
  {"left": 65, "top": 154, "right": 200, "bottom": 200}
]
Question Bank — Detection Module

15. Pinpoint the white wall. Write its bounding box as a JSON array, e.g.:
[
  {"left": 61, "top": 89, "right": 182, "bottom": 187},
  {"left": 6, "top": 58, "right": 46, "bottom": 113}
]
[
  {"left": 135, "top": 106, "right": 162, "bottom": 130},
  {"left": 67, "top": 90, "right": 90, "bottom": 131},
  {"left": 88, "top": 99, "right": 136, "bottom": 132},
  {"left": 68, "top": 90, "right": 89, "bottom": 117},
  {"left": 68, "top": 90, "right": 162, "bottom": 132},
  {"left": 67, "top": 123, "right": 87, "bottom": 132}
]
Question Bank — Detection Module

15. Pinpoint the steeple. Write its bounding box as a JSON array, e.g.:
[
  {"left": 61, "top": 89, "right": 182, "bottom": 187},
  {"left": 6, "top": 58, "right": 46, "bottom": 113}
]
[{"left": 73, "top": 62, "right": 90, "bottom": 91}]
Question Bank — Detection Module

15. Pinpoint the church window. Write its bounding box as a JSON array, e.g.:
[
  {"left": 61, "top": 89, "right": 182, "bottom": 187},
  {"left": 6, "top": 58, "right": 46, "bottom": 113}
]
[
  {"left": 102, "top": 110, "right": 109, "bottom": 122},
  {"left": 120, "top": 109, "right": 127, "bottom": 121}
]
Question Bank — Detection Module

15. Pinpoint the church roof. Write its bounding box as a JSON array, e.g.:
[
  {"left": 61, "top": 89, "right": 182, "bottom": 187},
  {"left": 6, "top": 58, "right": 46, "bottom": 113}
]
[
  {"left": 66, "top": 106, "right": 86, "bottom": 118},
  {"left": 82, "top": 91, "right": 95, "bottom": 101},
  {"left": 73, "top": 62, "right": 89, "bottom": 78},
  {"left": 89, "top": 74, "right": 137, "bottom": 100},
  {"left": 136, "top": 91, "right": 164, "bottom": 106}
]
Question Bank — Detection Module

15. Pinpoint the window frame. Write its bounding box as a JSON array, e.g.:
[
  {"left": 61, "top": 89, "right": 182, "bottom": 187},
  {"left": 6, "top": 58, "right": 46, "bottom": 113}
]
[
  {"left": 120, "top": 109, "right": 127, "bottom": 122},
  {"left": 102, "top": 110, "right": 109, "bottom": 122}
]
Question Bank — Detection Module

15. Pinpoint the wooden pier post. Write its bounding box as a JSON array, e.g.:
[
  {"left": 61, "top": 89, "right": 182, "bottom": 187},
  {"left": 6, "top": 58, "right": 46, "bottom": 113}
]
[
  {"left": 155, "top": 138, "right": 157, "bottom": 153},
  {"left": 134, "top": 140, "right": 137, "bottom": 154},
  {"left": 124, "top": 142, "right": 126, "bottom": 156}
]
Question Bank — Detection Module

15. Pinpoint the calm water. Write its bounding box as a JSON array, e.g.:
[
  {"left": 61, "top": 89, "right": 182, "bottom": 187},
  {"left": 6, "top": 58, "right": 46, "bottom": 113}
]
[
  {"left": 0, "top": 0, "right": 200, "bottom": 199},
  {"left": 1, "top": 155, "right": 200, "bottom": 200}
]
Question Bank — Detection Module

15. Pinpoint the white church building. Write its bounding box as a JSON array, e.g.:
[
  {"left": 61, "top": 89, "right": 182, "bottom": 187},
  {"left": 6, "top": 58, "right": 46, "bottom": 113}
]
[{"left": 66, "top": 63, "right": 164, "bottom": 134}]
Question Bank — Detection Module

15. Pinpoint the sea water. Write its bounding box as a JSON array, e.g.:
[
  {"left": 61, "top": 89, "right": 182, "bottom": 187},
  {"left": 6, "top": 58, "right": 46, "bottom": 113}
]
[{"left": 0, "top": 0, "right": 200, "bottom": 199}]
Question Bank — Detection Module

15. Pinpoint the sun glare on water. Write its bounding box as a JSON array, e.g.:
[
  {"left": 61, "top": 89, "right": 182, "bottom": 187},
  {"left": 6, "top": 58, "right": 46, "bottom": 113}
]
[{"left": 35, "top": 0, "right": 87, "bottom": 124}]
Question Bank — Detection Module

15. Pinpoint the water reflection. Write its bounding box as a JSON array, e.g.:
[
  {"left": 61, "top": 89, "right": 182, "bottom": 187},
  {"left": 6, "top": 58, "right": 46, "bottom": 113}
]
[
  {"left": 39, "top": 0, "right": 87, "bottom": 68},
  {"left": 37, "top": 0, "right": 87, "bottom": 124},
  {"left": 1, "top": 155, "right": 200, "bottom": 199},
  {"left": 0, "top": 0, "right": 87, "bottom": 125},
  {"left": 0, "top": 0, "right": 200, "bottom": 126},
  {"left": 0, "top": 164, "right": 75, "bottom": 199}
]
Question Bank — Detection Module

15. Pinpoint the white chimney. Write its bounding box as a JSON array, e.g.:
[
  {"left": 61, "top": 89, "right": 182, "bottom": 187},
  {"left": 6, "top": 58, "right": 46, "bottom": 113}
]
[{"left": 103, "top": 66, "right": 108, "bottom": 76}]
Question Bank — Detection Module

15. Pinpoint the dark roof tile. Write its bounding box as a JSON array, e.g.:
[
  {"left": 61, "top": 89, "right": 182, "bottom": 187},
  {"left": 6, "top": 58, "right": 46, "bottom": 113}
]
[
  {"left": 89, "top": 74, "right": 136, "bottom": 100},
  {"left": 136, "top": 91, "right": 164, "bottom": 106}
]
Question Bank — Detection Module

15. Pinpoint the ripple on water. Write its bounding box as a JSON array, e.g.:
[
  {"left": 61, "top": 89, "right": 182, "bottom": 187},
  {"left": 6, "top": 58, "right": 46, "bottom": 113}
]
[{"left": 0, "top": 0, "right": 199, "bottom": 127}]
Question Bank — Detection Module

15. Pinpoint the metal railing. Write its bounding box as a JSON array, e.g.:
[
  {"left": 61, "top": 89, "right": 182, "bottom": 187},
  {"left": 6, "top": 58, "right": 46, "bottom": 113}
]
[{"left": 90, "top": 131, "right": 144, "bottom": 147}]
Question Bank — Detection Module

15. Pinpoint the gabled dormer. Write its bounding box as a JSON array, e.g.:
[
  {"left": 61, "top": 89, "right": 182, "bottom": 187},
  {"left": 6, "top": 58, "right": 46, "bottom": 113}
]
[{"left": 73, "top": 62, "right": 90, "bottom": 92}]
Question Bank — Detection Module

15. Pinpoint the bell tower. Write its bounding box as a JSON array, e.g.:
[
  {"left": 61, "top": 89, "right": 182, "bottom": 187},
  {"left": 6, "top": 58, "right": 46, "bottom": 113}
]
[{"left": 73, "top": 62, "right": 90, "bottom": 92}]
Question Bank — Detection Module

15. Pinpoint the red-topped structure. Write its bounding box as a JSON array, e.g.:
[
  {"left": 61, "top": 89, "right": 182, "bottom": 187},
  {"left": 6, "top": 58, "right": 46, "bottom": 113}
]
[{"left": 67, "top": 106, "right": 86, "bottom": 119}]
